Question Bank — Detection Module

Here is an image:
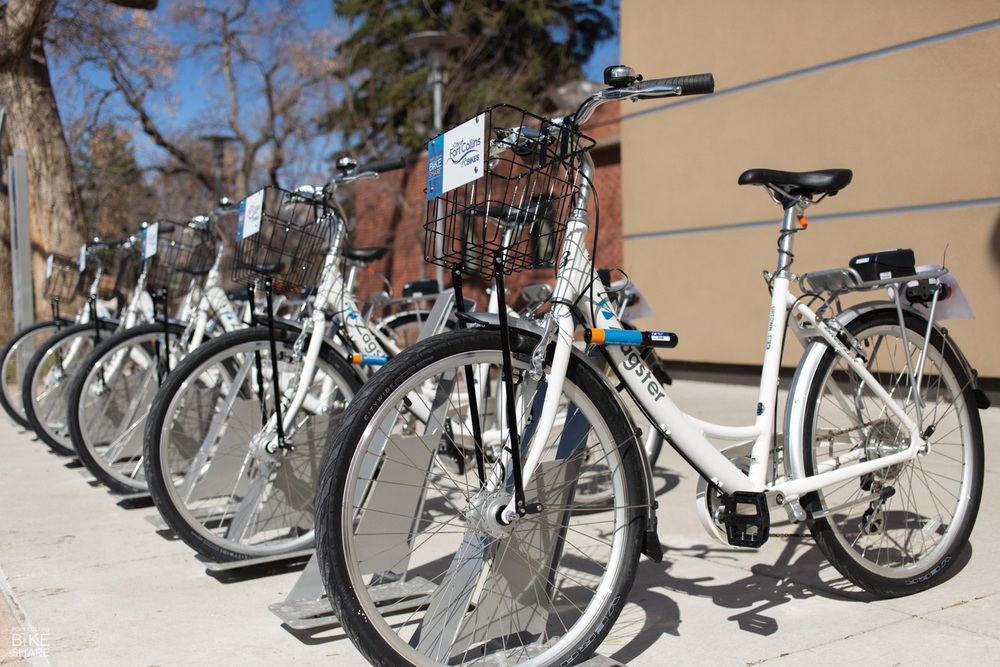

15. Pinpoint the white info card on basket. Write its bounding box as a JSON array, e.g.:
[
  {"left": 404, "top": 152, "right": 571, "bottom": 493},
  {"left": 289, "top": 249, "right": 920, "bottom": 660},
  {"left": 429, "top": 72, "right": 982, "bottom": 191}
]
[
  {"left": 237, "top": 188, "right": 265, "bottom": 240},
  {"left": 426, "top": 112, "right": 486, "bottom": 200}
]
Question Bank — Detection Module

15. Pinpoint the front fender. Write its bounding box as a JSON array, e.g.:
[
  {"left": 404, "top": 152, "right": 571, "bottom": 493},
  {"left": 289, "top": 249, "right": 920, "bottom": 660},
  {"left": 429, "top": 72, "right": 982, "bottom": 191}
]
[{"left": 456, "top": 311, "right": 664, "bottom": 561}]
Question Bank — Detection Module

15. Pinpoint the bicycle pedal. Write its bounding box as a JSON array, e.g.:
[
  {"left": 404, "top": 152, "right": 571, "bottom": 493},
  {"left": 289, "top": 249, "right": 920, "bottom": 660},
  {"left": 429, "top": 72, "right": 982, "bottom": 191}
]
[{"left": 721, "top": 491, "right": 770, "bottom": 548}]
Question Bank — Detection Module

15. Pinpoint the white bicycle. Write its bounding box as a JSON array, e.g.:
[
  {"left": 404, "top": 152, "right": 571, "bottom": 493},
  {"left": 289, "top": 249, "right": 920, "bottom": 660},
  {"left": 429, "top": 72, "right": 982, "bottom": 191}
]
[
  {"left": 20, "top": 236, "right": 155, "bottom": 455},
  {"left": 141, "top": 158, "right": 458, "bottom": 562},
  {"left": 67, "top": 213, "right": 248, "bottom": 494},
  {"left": 315, "top": 66, "right": 987, "bottom": 666},
  {"left": 0, "top": 243, "right": 120, "bottom": 428}
]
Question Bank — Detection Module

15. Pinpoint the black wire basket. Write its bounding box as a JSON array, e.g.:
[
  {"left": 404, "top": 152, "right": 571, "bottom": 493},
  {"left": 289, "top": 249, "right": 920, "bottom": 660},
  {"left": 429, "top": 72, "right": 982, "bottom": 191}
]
[
  {"left": 92, "top": 244, "right": 141, "bottom": 301},
  {"left": 43, "top": 253, "right": 91, "bottom": 303},
  {"left": 145, "top": 221, "right": 219, "bottom": 295},
  {"left": 231, "top": 187, "right": 332, "bottom": 294},
  {"left": 424, "top": 104, "right": 595, "bottom": 281}
]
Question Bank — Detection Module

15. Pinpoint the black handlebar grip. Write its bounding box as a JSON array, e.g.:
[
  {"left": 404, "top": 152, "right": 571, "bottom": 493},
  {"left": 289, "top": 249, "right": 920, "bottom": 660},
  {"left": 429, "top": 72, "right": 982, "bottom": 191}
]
[
  {"left": 638, "top": 73, "right": 715, "bottom": 98},
  {"left": 360, "top": 157, "right": 407, "bottom": 174}
]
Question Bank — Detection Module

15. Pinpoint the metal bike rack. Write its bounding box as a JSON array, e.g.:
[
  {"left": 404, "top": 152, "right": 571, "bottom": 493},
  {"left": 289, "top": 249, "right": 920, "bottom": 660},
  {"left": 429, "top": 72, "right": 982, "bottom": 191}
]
[
  {"left": 267, "top": 292, "right": 628, "bottom": 666},
  {"left": 268, "top": 291, "right": 460, "bottom": 615},
  {"left": 146, "top": 291, "right": 464, "bottom": 575}
]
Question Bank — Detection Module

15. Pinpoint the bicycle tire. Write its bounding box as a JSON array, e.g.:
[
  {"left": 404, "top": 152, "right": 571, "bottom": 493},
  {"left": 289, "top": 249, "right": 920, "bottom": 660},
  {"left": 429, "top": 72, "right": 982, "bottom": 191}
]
[
  {"left": 68, "top": 322, "right": 187, "bottom": 494},
  {"left": 143, "top": 326, "right": 363, "bottom": 561},
  {"left": 799, "top": 309, "right": 983, "bottom": 596},
  {"left": 22, "top": 319, "right": 119, "bottom": 456},
  {"left": 1, "top": 318, "right": 72, "bottom": 428},
  {"left": 315, "top": 327, "right": 645, "bottom": 666}
]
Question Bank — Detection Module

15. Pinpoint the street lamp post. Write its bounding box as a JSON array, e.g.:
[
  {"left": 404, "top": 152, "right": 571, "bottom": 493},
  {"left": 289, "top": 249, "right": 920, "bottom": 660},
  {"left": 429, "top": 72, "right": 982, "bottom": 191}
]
[
  {"left": 200, "top": 134, "right": 235, "bottom": 204},
  {"left": 404, "top": 31, "right": 467, "bottom": 288}
]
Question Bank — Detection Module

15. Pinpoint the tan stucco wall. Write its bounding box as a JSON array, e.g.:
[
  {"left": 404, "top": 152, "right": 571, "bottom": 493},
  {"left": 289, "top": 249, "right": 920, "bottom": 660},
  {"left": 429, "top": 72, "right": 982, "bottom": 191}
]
[{"left": 619, "top": 1, "right": 1000, "bottom": 375}]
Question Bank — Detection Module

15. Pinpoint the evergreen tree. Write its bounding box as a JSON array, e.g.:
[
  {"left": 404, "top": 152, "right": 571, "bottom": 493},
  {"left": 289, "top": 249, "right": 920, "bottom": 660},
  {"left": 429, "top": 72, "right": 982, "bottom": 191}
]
[
  {"left": 325, "top": 0, "right": 614, "bottom": 157},
  {"left": 76, "top": 121, "right": 158, "bottom": 239}
]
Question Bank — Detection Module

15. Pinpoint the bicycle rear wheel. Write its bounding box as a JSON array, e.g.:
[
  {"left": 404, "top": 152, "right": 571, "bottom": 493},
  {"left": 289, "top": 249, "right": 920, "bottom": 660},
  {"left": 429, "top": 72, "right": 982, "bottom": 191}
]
[
  {"left": 374, "top": 309, "right": 432, "bottom": 350},
  {"left": 144, "top": 326, "right": 362, "bottom": 561},
  {"left": 798, "top": 309, "right": 983, "bottom": 596},
  {"left": 316, "top": 328, "right": 645, "bottom": 666},
  {"left": 22, "top": 320, "right": 119, "bottom": 455},
  {"left": 68, "top": 322, "right": 186, "bottom": 494}
]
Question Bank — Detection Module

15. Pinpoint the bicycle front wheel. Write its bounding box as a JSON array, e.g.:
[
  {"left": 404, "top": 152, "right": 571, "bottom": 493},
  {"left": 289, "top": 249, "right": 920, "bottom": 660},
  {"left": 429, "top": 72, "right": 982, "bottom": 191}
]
[
  {"left": 316, "top": 328, "right": 645, "bottom": 666},
  {"left": 22, "top": 320, "right": 119, "bottom": 455},
  {"left": 799, "top": 309, "right": 983, "bottom": 596},
  {"left": 144, "top": 326, "right": 363, "bottom": 561},
  {"left": 1, "top": 318, "right": 71, "bottom": 428},
  {"left": 68, "top": 322, "right": 187, "bottom": 494}
]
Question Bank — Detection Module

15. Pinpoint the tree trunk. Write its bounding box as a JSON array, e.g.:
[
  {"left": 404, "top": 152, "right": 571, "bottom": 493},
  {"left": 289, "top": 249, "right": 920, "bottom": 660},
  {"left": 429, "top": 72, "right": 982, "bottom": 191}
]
[{"left": 1, "top": 8, "right": 88, "bottom": 341}]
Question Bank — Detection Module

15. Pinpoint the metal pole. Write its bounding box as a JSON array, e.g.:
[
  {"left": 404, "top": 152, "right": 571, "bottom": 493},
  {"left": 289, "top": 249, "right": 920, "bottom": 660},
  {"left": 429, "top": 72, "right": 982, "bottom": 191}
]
[
  {"left": 403, "top": 32, "right": 466, "bottom": 292},
  {"left": 9, "top": 149, "right": 34, "bottom": 334}
]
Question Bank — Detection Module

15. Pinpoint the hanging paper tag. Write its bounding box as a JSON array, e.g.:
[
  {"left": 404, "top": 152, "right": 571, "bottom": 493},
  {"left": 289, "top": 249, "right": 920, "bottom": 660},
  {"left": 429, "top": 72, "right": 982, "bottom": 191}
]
[
  {"left": 237, "top": 189, "right": 265, "bottom": 240},
  {"left": 898, "top": 264, "right": 975, "bottom": 321},
  {"left": 45, "top": 254, "right": 54, "bottom": 280},
  {"left": 426, "top": 112, "right": 486, "bottom": 200},
  {"left": 142, "top": 222, "right": 159, "bottom": 260}
]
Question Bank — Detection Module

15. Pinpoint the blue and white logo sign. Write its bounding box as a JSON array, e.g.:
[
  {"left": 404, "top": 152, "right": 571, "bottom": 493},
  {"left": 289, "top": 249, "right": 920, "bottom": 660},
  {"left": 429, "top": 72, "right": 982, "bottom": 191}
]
[
  {"left": 142, "top": 222, "right": 159, "bottom": 261},
  {"left": 237, "top": 189, "right": 265, "bottom": 241},
  {"left": 427, "top": 112, "right": 486, "bottom": 200}
]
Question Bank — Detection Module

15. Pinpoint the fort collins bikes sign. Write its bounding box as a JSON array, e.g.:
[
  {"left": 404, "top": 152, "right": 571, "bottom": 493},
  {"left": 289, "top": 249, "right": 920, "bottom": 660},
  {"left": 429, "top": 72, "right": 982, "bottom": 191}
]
[{"left": 426, "top": 112, "right": 486, "bottom": 199}]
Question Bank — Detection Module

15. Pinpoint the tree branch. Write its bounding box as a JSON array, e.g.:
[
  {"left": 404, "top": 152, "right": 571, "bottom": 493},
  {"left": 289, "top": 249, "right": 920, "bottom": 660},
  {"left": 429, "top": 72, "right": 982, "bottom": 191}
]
[
  {"left": 0, "top": 0, "right": 57, "bottom": 61},
  {"left": 106, "top": 0, "right": 159, "bottom": 10}
]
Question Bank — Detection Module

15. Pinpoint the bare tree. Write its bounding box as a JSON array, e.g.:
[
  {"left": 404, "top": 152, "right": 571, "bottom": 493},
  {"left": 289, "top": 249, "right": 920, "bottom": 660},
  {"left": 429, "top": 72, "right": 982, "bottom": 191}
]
[
  {"left": 1, "top": 0, "right": 340, "bottom": 341},
  {"left": 0, "top": 0, "right": 157, "bottom": 340},
  {"left": 57, "top": 0, "right": 342, "bottom": 201}
]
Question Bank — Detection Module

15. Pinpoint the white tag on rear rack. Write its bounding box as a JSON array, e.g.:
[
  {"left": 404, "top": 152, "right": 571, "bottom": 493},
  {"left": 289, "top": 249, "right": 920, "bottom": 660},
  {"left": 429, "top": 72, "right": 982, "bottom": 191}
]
[{"left": 426, "top": 112, "right": 486, "bottom": 200}]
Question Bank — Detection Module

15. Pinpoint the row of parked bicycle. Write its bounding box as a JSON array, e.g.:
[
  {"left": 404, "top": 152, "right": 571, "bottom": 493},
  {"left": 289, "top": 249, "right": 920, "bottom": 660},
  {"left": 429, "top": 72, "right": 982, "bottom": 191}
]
[
  {"left": 1, "top": 162, "right": 425, "bottom": 552},
  {"left": 1, "top": 152, "right": 661, "bottom": 564},
  {"left": 3, "top": 65, "right": 990, "bottom": 667}
]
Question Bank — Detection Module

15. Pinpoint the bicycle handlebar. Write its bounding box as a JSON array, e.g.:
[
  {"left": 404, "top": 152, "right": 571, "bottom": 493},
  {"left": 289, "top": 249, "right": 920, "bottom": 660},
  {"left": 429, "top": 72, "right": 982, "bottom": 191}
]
[
  {"left": 636, "top": 73, "right": 715, "bottom": 99},
  {"left": 358, "top": 157, "right": 407, "bottom": 174},
  {"left": 279, "top": 156, "right": 410, "bottom": 210},
  {"left": 569, "top": 67, "right": 715, "bottom": 128},
  {"left": 486, "top": 68, "right": 716, "bottom": 160}
]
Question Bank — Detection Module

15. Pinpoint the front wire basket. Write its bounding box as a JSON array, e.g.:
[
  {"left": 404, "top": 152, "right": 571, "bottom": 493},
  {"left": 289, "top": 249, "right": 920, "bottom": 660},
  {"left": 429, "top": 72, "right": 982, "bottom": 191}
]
[
  {"left": 232, "top": 187, "right": 332, "bottom": 294},
  {"left": 424, "top": 104, "right": 595, "bottom": 282},
  {"left": 146, "top": 221, "right": 219, "bottom": 295},
  {"left": 43, "top": 254, "right": 91, "bottom": 303},
  {"left": 92, "top": 244, "right": 141, "bottom": 302}
]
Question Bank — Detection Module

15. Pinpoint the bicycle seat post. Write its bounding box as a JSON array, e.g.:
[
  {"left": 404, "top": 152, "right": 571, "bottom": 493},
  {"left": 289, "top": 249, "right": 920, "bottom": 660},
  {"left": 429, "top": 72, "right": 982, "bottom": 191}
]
[{"left": 776, "top": 201, "right": 805, "bottom": 279}]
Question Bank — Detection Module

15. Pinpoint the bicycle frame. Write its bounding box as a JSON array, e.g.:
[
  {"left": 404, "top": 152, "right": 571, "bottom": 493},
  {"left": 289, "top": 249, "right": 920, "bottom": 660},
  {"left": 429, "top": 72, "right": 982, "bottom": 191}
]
[
  {"left": 502, "top": 144, "right": 930, "bottom": 525},
  {"left": 251, "top": 197, "right": 450, "bottom": 452},
  {"left": 96, "top": 237, "right": 246, "bottom": 388}
]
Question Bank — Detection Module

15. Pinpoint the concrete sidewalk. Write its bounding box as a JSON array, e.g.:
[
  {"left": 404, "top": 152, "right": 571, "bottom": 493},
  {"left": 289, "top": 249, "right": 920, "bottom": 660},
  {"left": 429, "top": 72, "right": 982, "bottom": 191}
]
[{"left": 2, "top": 379, "right": 998, "bottom": 666}]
